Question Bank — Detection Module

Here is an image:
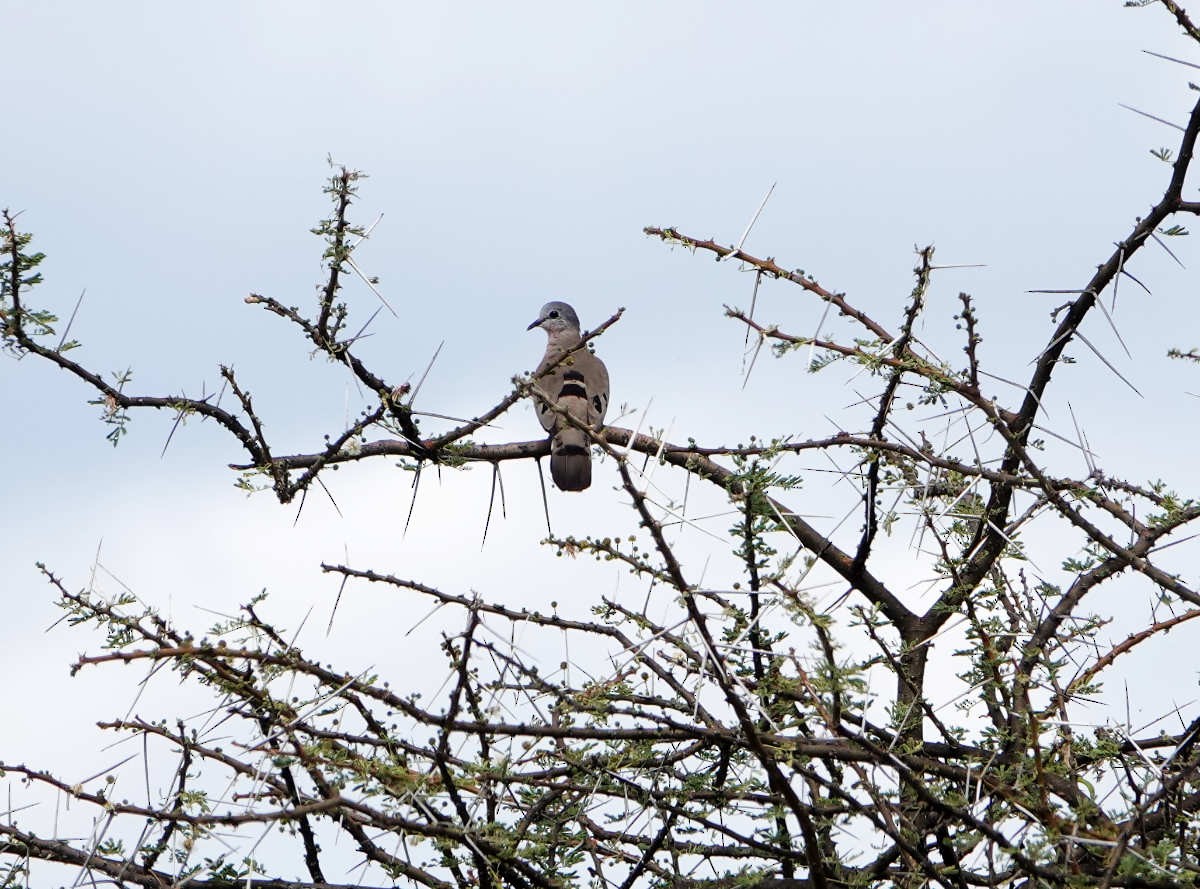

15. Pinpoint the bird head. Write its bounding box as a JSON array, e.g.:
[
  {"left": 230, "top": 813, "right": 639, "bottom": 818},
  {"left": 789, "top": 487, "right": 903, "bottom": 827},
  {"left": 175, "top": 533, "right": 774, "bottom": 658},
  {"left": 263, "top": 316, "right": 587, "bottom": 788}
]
[{"left": 527, "top": 301, "right": 581, "bottom": 335}]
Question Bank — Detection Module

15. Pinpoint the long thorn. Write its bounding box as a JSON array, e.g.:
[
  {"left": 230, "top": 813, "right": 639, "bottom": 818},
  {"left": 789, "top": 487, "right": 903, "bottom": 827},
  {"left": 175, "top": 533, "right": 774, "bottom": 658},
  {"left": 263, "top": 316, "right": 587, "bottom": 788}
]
[
  {"left": 404, "top": 464, "right": 423, "bottom": 536},
  {"left": 741, "top": 270, "right": 763, "bottom": 366},
  {"left": 1090, "top": 288, "right": 1133, "bottom": 360},
  {"left": 407, "top": 340, "right": 445, "bottom": 407},
  {"left": 56, "top": 288, "right": 87, "bottom": 351},
  {"left": 1118, "top": 102, "right": 1185, "bottom": 131},
  {"left": 1151, "top": 230, "right": 1186, "bottom": 268},
  {"left": 1143, "top": 49, "right": 1200, "bottom": 71},
  {"left": 731, "top": 182, "right": 776, "bottom": 256},
  {"left": 482, "top": 463, "right": 500, "bottom": 548},
  {"left": 344, "top": 254, "right": 399, "bottom": 317},
  {"left": 536, "top": 459, "right": 552, "bottom": 536}
]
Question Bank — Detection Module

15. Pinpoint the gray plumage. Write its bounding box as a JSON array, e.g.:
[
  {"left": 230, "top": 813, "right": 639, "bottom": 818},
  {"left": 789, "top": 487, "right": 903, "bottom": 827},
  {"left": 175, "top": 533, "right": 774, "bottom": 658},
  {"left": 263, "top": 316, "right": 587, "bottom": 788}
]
[{"left": 527, "top": 301, "right": 610, "bottom": 491}]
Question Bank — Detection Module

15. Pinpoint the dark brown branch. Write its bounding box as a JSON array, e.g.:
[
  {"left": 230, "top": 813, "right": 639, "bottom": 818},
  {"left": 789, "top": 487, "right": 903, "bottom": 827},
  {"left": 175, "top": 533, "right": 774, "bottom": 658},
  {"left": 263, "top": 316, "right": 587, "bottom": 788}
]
[
  {"left": 851, "top": 246, "right": 934, "bottom": 584},
  {"left": 315, "top": 168, "right": 355, "bottom": 338},
  {"left": 643, "top": 226, "right": 893, "bottom": 341},
  {"left": 959, "top": 86, "right": 1200, "bottom": 605}
]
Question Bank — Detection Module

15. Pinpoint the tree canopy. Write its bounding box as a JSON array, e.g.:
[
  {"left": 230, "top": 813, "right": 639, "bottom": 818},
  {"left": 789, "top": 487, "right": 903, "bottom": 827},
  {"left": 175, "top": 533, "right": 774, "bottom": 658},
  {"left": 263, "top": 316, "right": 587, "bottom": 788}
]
[{"left": 4, "top": 4, "right": 1200, "bottom": 889}]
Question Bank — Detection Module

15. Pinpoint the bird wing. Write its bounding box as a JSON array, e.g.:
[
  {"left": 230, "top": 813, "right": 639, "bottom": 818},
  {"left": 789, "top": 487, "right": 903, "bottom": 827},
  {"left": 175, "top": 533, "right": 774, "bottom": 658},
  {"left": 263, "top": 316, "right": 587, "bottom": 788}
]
[{"left": 533, "top": 347, "right": 609, "bottom": 433}]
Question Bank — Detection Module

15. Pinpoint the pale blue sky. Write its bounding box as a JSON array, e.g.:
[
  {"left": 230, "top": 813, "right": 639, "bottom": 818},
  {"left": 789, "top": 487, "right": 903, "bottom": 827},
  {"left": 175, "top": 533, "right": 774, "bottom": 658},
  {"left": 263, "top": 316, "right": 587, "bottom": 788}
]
[{"left": 4, "top": 2, "right": 1200, "bottom": 879}]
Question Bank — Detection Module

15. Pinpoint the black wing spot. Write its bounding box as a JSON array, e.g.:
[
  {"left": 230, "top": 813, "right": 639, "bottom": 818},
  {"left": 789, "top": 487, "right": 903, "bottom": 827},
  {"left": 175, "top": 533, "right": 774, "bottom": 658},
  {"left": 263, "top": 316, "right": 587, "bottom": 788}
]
[
  {"left": 559, "top": 382, "right": 588, "bottom": 399},
  {"left": 593, "top": 395, "right": 604, "bottom": 412},
  {"left": 563, "top": 370, "right": 585, "bottom": 382}
]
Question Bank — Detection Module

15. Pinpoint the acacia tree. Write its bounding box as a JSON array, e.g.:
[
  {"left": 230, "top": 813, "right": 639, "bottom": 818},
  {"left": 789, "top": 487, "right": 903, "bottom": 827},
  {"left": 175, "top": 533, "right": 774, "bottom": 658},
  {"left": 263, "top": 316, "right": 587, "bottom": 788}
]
[{"left": 5, "top": 6, "right": 1200, "bottom": 889}]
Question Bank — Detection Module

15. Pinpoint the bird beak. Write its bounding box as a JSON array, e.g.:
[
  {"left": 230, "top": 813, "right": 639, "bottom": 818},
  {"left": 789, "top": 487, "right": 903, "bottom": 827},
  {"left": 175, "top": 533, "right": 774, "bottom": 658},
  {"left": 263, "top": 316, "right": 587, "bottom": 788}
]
[{"left": 526, "top": 318, "right": 542, "bottom": 331}]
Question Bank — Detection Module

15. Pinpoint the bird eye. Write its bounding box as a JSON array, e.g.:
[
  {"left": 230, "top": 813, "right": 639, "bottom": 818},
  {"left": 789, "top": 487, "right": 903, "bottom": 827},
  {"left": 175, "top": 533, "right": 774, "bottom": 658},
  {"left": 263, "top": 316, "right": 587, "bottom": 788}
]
[{"left": 548, "top": 310, "right": 559, "bottom": 319}]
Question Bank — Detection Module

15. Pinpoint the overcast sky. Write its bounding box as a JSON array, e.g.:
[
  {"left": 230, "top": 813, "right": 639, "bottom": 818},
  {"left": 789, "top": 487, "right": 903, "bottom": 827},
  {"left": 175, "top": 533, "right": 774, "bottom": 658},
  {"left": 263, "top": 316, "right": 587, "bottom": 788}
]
[{"left": 4, "top": 1, "right": 1200, "bottom": 880}]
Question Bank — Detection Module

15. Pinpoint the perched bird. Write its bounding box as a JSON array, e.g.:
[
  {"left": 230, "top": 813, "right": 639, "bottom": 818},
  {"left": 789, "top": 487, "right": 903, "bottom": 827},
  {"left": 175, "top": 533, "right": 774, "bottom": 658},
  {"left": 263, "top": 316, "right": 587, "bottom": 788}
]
[{"left": 527, "top": 301, "right": 610, "bottom": 491}]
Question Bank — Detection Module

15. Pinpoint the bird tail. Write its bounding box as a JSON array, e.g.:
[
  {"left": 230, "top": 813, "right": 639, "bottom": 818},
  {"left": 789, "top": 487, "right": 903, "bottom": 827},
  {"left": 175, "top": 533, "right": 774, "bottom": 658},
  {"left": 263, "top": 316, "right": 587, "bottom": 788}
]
[{"left": 550, "top": 428, "right": 592, "bottom": 491}]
